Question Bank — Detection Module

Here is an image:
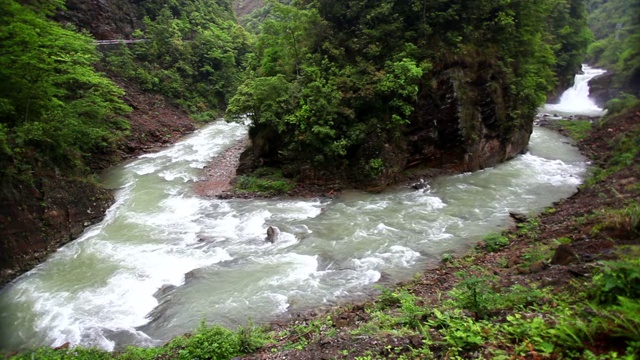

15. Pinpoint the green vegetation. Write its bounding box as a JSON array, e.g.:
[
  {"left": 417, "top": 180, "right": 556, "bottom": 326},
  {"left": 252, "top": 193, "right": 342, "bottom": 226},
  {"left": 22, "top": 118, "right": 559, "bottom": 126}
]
[
  {"left": 557, "top": 119, "right": 593, "bottom": 140},
  {"left": 586, "top": 0, "right": 640, "bottom": 92},
  {"left": 478, "top": 233, "right": 510, "bottom": 252},
  {"left": 9, "top": 322, "right": 269, "bottom": 360},
  {"left": 588, "top": 125, "right": 640, "bottom": 185},
  {"left": 605, "top": 93, "right": 640, "bottom": 115},
  {"left": 0, "top": 0, "right": 130, "bottom": 181},
  {"left": 227, "top": 0, "right": 590, "bottom": 183},
  {"left": 104, "top": 0, "right": 250, "bottom": 120},
  {"left": 234, "top": 167, "right": 296, "bottom": 194}
]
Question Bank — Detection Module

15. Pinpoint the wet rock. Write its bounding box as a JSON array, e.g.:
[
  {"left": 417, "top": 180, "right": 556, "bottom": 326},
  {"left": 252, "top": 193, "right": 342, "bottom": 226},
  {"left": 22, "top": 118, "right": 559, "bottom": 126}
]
[
  {"left": 153, "top": 284, "right": 176, "bottom": 299},
  {"left": 331, "top": 314, "right": 353, "bottom": 328},
  {"left": 530, "top": 260, "right": 550, "bottom": 273},
  {"left": 409, "top": 334, "right": 424, "bottom": 347},
  {"left": 411, "top": 178, "right": 428, "bottom": 190},
  {"left": 54, "top": 342, "right": 70, "bottom": 350},
  {"left": 551, "top": 244, "right": 579, "bottom": 265},
  {"left": 266, "top": 226, "right": 280, "bottom": 243},
  {"left": 567, "top": 265, "right": 589, "bottom": 278},
  {"left": 184, "top": 268, "right": 205, "bottom": 284},
  {"left": 0, "top": 178, "right": 113, "bottom": 288},
  {"left": 509, "top": 211, "right": 528, "bottom": 223}
]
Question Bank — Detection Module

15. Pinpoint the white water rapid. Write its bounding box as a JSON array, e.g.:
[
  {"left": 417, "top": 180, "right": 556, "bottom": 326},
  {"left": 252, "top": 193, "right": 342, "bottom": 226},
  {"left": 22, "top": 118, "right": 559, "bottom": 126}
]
[
  {"left": 543, "top": 64, "right": 607, "bottom": 116},
  {"left": 1, "top": 73, "right": 601, "bottom": 352}
]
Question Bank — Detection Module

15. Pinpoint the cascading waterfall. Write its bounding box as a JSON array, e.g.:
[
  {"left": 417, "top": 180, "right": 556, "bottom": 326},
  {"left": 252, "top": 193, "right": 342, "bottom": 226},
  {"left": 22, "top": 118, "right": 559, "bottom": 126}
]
[
  {"left": 543, "top": 64, "right": 607, "bottom": 116},
  {"left": 0, "top": 70, "right": 601, "bottom": 353}
]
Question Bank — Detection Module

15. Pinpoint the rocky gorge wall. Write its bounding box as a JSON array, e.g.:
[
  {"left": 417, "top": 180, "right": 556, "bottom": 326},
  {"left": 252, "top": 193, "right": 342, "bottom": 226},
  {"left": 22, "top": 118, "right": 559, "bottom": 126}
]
[
  {"left": 237, "top": 61, "right": 534, "bottom": 191},
  {"left": 55, "top": 0, "right": 141, "bottom": 40},
  {"left": 0, "top": 178, "right": 113, "bottom": 287},
  {"left": 0, "top": 0, "right": 198, "bottom": 288}
]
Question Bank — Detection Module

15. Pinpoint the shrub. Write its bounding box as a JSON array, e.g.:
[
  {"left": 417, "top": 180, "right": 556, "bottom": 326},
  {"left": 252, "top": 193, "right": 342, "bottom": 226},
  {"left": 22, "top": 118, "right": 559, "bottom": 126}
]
[
  {"left": 479, "top": 233, "right": 510, "bottom": 252},
  {"left": 593, "top": 256, "right": 640, "bottom": 305},
  {"left": 450, "top": 274, "right": 500, "bottom": 319},
  {"left": 605, "top": 93, "right": 640, "bottom": 116},
  {"left": 176, "top": 322, "right": 241, "bottom": 360}
]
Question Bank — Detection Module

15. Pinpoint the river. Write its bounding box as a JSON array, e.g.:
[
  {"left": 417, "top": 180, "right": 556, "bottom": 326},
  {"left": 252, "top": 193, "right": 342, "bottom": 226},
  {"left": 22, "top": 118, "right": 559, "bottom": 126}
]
[{"left": 0, "top": 66, "right": 604, "bottom": 353}]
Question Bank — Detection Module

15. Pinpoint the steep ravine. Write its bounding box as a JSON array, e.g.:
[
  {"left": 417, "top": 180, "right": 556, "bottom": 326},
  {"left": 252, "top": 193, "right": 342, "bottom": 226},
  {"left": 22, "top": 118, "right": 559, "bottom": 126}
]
[{"left": 0, "top": 2, "right": 197, "bottom": 288}]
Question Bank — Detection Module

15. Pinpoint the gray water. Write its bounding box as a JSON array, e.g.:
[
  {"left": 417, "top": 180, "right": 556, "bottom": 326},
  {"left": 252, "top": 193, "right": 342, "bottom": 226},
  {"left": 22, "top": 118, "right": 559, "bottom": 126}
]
[{"left": 0, "top": 104, "right": 593, "bottom": 352}]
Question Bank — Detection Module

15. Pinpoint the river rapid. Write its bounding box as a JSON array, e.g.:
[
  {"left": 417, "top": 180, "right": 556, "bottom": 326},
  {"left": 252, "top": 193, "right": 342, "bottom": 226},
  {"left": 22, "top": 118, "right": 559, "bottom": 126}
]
[{"left": 0, "top": 67, "right": 604, "bottom": 353}]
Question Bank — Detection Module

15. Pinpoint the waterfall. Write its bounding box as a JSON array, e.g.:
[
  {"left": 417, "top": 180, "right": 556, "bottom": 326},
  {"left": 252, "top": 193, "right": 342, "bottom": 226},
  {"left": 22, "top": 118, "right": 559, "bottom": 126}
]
[{"left": 544, "top": 65, "right": 606, "bottom": 116}]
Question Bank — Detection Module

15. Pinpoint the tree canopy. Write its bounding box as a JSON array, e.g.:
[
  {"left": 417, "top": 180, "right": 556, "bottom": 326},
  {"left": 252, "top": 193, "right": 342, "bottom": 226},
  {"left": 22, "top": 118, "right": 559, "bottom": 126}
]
[
  {"left": 104, "top": 0, "right": 251, "bottom": 121},
  {"left": 0, "top": 0, "right": 130, "bottom": 180},
  {"left": 228, "top": 0, "right": 591, "bottom": 184},
  {"left": 586, "top": 0, "right": 640, "bottom": 94}
]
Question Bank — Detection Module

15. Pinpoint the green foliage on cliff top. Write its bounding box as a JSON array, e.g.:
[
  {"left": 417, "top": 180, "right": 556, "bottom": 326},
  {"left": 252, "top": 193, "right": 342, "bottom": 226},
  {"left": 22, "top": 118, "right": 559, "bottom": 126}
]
[
  {"left": 0, "top": 0, "right": 131, "bottom": 181},
  {"left": 104, "top": 0, "right": 251, "bottom": 120},
  {"left": 228, "top": 0, "right": 590, "bottom": 181}
]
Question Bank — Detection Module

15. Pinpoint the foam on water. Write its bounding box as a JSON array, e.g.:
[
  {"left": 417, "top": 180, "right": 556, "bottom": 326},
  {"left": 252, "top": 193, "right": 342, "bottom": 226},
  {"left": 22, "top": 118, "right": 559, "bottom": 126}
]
[{"left": 543, "top": 65, "right": 606, "bottom": 116}]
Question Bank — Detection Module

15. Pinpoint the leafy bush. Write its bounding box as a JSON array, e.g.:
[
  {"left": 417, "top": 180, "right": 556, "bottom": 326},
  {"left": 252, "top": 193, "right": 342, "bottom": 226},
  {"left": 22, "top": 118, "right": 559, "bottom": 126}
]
[
  {"left": 605, "top": 93, "right": 640, "bottom": 116},
  {"left": 176, "top": 323, "right": 240, "bottom": 360},
  {"left": 593, "top": 256, "right": 640, "bottom": 305},
  {"left": 479, "top": 233, "right": 510, "bottom": 252},
  {"left": 235, "top": 175, "right": 295, "bottom": 194},
  {"left": 0, "top": 0, "right": 131, "bottom": 180},
  {"left": 450, "top": 274, "right": 500, "bottom": 319}
]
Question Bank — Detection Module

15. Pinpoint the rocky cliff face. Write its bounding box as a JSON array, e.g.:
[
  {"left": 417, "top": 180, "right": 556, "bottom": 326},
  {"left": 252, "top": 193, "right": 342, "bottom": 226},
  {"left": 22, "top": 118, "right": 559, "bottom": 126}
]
[
  {"left": 0, "top": 178, "right": 113, "bottom": 287},
  {"left": 232, "top": 0, "right": 264, "bottom": 18},
  {"left": 55, "top": 0, "right": 141, "bottom": 39}
]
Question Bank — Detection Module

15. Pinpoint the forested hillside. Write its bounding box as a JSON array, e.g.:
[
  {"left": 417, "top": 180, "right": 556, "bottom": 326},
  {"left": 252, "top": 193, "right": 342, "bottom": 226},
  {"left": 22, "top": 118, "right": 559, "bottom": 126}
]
[
  {"left": 586, "top": 0, "right": 640, "bottom": 105},
  {"left": 104, "top": 0, "right": 251, "bottom": 120},
  {"left": 227, "top": 0, "right": 590, "bottom": 189},
  {"left": 0, "top": 0, "right": 248, "bottom": 286},
  {"left": 0, "top": 0, "right": 130, "bottom": 182}
]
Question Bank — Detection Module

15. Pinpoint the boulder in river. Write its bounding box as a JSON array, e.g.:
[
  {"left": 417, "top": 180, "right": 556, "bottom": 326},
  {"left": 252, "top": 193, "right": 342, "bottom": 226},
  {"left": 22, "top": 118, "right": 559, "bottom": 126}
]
[{"left": 266, "top": 226, "right": 280, "bottom": 243}]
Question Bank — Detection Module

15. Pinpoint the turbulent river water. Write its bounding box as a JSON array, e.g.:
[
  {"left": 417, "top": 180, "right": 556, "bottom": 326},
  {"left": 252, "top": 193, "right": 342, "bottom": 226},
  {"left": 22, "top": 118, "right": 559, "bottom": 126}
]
[{"left": 0, "top": 67, "right": 604, "bottom": 353}]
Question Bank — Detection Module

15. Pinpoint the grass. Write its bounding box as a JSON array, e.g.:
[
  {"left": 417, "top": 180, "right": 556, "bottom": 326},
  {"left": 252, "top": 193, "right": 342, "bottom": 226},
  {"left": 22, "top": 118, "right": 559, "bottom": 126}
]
[
  {"left": 557, "top": 119, "right": 593, "bottom": 141},
  {"left": 587, "top": 128, "right": 640, "bottom": 186},
  {"left": 7, "top": 322, "right": 271, "bottom": 360},
  {"left": 234, "top": 167, "right": 296, "bottom": 194}
]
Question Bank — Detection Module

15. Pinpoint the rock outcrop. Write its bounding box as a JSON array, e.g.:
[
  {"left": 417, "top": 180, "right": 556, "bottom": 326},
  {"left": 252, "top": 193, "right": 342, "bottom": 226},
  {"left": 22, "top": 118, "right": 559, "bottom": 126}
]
[
  {"left": 55, "top": 0, "right": 141, "bottom": 40},
  {"left": 0, "top": 177, "right": 113, "bottom": 287},
  {"left": 588, "top": 72, "right": 619, "bottom": 108}
]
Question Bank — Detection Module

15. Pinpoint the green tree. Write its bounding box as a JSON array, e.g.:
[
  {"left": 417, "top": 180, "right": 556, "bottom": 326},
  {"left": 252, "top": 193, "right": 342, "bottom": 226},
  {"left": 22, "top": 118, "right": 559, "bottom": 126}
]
[
  {"left": 228, "top": 0, "right": 590, "bottom": 184},
  {"left": 586, "top": 0, "right": 640, "bottom": 93},
  {"left": 0, "top": 0, "right": 130, "bottom": 179},
  {"left": 105, "top": 0, "right": 251, "bottom": 119}
]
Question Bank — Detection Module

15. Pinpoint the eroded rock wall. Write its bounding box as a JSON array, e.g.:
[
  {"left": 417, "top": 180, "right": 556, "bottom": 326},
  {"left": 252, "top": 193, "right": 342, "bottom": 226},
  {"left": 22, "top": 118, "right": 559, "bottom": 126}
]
[
  {"left": 0, "top": 178, "right": 113, "bottom": 287},
  {"left": 55, "top": 0, "right": 142, "bottom": 40}
]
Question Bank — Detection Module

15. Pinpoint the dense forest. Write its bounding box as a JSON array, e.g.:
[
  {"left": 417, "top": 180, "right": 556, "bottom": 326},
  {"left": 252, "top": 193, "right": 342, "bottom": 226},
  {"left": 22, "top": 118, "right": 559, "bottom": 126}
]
[
  {"left": 104, "top": 0, "right": 251, "bottom": 121},
  {"left": 0, "top": 0, "right": 249, "bottom": 185},
  {"left": 0, "top": 0, "right": 131, "bottom": 182},
  {"left": 586, "top": 0, "right": 640, "bottom": 103},
  {"left": 227, "top": 0, "right": 591, "bottom": 187}
]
